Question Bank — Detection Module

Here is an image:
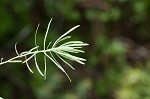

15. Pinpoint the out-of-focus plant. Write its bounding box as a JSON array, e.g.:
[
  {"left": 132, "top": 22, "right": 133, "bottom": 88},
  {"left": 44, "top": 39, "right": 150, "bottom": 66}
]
[
  {"left": 0, "top": 19, "right": 88, "bottom": 81},
  {"left": 115, "top": 63, "right": 150, "bottom": 99}
]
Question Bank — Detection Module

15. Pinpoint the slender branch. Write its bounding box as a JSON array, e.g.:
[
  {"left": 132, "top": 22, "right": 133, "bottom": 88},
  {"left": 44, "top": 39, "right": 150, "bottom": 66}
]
[{"left": 0, "top": 19, "right": 88, "bottom": 82}]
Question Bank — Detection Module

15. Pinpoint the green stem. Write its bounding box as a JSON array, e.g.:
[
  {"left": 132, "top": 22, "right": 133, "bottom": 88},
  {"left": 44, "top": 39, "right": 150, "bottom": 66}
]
[{"left": 0, "top": 47, "right": 57, "bottom": 66}]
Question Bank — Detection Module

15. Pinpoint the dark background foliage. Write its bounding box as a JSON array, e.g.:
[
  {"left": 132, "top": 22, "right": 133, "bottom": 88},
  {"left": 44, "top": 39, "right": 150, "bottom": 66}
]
[{"left": 0, "top": 0, "right": 150, "bottom": 99}]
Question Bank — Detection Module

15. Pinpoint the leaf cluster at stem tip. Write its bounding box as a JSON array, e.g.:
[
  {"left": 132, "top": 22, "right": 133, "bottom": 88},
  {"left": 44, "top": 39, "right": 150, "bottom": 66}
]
[{"left": 0, "top": 18, "right": 89, "bottom": 82}]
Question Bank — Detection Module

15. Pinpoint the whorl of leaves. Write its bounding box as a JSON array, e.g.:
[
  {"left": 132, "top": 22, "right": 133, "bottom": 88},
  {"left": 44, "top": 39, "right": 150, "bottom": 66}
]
[{"left": 0, "top": 19, "right": 88, "bottom": 82}]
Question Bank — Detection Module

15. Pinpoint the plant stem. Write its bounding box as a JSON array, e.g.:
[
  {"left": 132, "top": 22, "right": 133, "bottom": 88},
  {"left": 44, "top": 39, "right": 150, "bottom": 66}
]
[{"left": 0, "top": 47, "right": 57, "bottom": 66}]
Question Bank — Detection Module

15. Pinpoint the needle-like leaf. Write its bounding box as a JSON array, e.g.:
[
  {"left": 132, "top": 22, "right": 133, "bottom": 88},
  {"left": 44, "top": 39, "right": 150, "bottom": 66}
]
[{"left": 0, "top": 19, "right": 88, "bottom": 82}]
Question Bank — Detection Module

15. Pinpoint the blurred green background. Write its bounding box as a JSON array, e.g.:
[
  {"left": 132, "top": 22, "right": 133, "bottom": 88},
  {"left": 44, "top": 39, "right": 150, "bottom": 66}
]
[{"left": 0, "top": 0, "right": 150, "bottom": 99}]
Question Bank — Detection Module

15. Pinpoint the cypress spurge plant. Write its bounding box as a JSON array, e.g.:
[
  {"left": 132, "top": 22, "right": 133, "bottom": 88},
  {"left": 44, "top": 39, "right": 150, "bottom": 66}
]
[{"left": 0, "top": 19, "right": 88, "bottom": 81}]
